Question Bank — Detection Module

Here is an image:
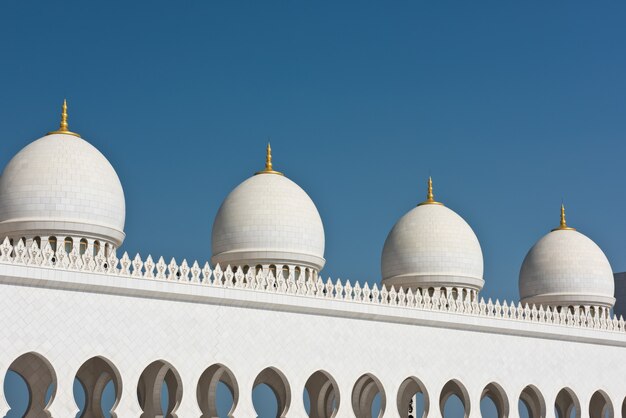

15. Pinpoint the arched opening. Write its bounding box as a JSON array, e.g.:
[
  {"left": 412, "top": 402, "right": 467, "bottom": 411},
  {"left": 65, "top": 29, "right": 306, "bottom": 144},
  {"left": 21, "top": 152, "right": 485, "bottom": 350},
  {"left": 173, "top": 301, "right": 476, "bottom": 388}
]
[
  {"left": 397, "top": 376, "right": 429, "bottom": 418},
  {"left": 65, "top": 237, "right": 73, "bottom": 253},
  {"left": 242, "top": 265, "right": 251, "bottom": 274},
  {"left": 480, "top": 382, "right": 509, "bottom": 418},
  {"left": 33, "top": 236, "right": 41, "bottom": 248},
  {"left": 440, "top": 379, "right": 470, "bottom": 418},
  {"left": 73, "top": 356, "right": 122, "bottom": 418},
  {"left": 589, "top": 390, "right": 613, "bottom": 418},
  {"left": 252, "top": 367, "right": 290, "bottom": 418},
  {"left": 519, "top": 385, "right": 545, "bottom": 418},
  {"left": 93, "top": 241, "right": 101, "bottom": 257},
  {"left": 137, "top": 360, "right": 182, "bottom": 418},
  {"left": 79, "top": 239, "right": 88, "bottom": 255},
  {"left": 351, "top": 373, "right": 385, "bottom": 418},
  {"left": 49, "top": 237, "right": 58, "bottom": 252},
  {"left": 196, "top": 363, "right": 238, "bottom": 418},
  {"left": 554, "top": 388, "right": 580, "bottom": 418},
  {"left": 621, "top": 398, "right": 626, "bottom": 418},
  {"left": 4, "top": 352, "right": 56, "bottom": 418},
  {"left": 303, "top": 370, "right": 339, "bottom": 418}
]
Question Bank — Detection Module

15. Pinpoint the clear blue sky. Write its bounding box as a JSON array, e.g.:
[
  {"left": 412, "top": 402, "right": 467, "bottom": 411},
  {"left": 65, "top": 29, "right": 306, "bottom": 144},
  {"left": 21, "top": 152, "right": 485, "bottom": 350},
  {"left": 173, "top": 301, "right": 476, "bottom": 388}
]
[{"left": 1, "top": 1, "right": 626, "bottom": 416}]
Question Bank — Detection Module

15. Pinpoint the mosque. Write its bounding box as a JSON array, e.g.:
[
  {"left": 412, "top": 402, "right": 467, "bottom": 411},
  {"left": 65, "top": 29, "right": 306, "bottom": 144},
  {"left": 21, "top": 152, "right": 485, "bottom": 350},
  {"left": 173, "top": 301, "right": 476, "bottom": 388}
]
[{"left": 0, "top": 101, "right": 625, "bottom": 418}]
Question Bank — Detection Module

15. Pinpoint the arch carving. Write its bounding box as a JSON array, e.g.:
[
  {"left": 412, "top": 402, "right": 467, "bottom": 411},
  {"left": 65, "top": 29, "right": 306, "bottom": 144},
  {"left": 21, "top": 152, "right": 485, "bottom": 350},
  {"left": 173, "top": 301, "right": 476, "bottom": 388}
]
[
  {"left": 481, "top": 382, "right": 509, "bottom": 418},
  {"left": 75, "top": 356, "right": 122, "bottom": 418},
  {"left": 7, "top": 352, "right": 56, "bottom": 418},
  {"left": 197, "top": 363, "right": 238, "bottom": 418},
  {"left": 554, "top": 388, "right": 580, "bottom": 418},
  {"left": 519, "top": 385, "right": 545, "bottom": 418},
  {"left": 589, "top": 390, "right": 613, "bottom": 418},
  {"left": 351, "top": 373, "right": 385, "bottom": 418},
  {"left": 137, "top": 360, "right": 182, "bottom": 418},
  {"left": 439, "top": 379, "right": 470, "bottom": 418},
  {"left": 397, "top": 376, "right": 429, "bottom": 418},
  {"left": 304, "top": 370, "right": 340, "bottom": 418},
  {"left": 253, "top": 367, "right": 291, "bottom": 418}
]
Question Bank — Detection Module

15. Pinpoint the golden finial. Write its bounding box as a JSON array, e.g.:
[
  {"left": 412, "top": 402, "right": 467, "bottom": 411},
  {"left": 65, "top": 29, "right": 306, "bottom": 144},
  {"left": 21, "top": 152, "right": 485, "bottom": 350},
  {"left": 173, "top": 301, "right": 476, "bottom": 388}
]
[
  {"left": 418, "top": 176, "right": 443, "bottom": 206},
  {"left": 265, "top": 143, "right": 273, "bottom": 171},
  {"left": 255, "top": 142, "right": 283, "bottom": 175},
  {"left": 48, "top": 99, "right": 80, "bottom": 137},
  {"left": 552, "top": 203, "right": 575, "bottom": 231}
]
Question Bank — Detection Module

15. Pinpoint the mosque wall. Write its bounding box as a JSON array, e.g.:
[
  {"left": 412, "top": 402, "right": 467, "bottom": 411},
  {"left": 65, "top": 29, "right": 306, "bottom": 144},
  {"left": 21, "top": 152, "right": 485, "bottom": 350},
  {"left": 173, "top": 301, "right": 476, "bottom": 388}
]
[
  {"left": 1, "top": 241, "right": 625, "bottom": 418},
  {"left": 1, "top": 106, "right": 623, "bottom": 418}
]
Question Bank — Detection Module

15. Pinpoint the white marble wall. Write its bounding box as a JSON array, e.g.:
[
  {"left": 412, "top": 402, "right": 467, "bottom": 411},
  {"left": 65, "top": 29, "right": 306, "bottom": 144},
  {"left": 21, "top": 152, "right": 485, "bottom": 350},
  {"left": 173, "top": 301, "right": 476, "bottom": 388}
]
[{"left": 1, "top": 260, "right": 625, "bottom": 418}]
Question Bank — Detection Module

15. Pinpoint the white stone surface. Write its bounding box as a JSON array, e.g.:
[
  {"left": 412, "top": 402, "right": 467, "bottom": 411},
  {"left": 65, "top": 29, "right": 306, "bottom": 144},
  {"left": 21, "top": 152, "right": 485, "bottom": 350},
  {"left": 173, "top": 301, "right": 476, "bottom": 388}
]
[
  {"left": 381, "top": 204, "right": 484, "bottom": 292},
  {"left": 1, "top": 125, "right": 624, "bottom": 418},
  {"left": 1, "top": 255, "right": 625, "bottom": 418},
  {"left": 519, "top": 229, "right": 615, "bottom": 309},
  {"left": 212, "top": 173, "right": 325, "bottom": 271},
  {"left": 0, "top": 133, "right": 126, "bottom": 246}
]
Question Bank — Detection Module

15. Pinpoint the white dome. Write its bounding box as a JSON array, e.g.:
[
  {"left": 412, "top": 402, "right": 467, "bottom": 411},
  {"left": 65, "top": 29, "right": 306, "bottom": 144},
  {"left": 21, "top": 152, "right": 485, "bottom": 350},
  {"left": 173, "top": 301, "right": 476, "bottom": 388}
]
[
  {"left": 381, "top": 203, "right": 484, "bottom": 292},
  {"left": 211, "top": 172, "right": 325, "bottom": 270},
  {"left": 519, "top": 228, "right": 615, "bottom": 309},
  {"left": 0, "top": 133, "right": 126, "bottom": 246}
]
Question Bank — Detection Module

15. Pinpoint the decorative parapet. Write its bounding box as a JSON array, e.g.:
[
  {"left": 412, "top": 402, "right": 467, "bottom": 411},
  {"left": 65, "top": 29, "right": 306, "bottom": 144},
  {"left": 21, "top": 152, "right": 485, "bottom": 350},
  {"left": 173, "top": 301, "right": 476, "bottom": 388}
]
[{"left": 1, "top": 237, "right": 624, "bottom": 333}]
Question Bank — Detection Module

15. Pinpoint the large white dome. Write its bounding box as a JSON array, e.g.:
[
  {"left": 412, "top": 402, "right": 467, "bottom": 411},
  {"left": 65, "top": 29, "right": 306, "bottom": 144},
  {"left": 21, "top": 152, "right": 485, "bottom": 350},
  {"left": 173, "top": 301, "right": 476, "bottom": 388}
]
[
  {"left": 381, "top": 181, "right": 484, "bottom": 292},
  {"left": 519, "top": 211, "right": 614, "bottom": 309},
  {"left": 211, "top": 148, "right": 325, "bottom": 270},
  {"left": 0, "top": 129, "right": 126, "bottom": 246}
]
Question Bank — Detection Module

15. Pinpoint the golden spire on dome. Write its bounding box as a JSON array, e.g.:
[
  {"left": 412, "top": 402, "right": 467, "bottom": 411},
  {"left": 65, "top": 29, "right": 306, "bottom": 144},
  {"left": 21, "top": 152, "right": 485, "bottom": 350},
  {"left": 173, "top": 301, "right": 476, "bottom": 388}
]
[
  {"left": 255, "top": 142, "right": 284, "bottom": 175},
  {"left": 552, "top": 203, "right": 575, "bottom": 231},
  {"left": 418, "top": 176, "right": 443, "bottom": 206},
  {"left": 47, "top": 99, "right": 81, "bottom": 137}
]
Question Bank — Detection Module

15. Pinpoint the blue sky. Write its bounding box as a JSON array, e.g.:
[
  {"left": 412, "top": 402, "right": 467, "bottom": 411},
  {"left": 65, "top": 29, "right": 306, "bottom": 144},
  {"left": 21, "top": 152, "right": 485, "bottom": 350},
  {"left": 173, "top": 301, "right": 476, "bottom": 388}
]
[{"left": 1, "top": 1, "right": 626, "bottom": 416}]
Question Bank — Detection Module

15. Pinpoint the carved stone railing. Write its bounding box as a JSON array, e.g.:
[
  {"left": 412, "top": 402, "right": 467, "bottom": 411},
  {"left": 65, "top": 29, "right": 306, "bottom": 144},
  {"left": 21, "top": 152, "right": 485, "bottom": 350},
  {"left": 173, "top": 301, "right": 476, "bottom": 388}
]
[{"left": 1, "top": 237, "right": 625, "bottom": 333}]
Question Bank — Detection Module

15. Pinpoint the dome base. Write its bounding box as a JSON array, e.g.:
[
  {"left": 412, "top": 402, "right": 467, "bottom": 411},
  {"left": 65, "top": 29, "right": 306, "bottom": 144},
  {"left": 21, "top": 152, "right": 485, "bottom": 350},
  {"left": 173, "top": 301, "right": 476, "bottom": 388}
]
[
  {"left": 382, "top": 273, "right": 484, "bottom": 293},
  {"left": 0, "top": 219, "right": 125, "bottom": 247},
  {"left": 521, "top": 293, "right": 616, "bottom": 310},
  {"left": 211, "top": 249, "right": 325, "bottom": 272}
]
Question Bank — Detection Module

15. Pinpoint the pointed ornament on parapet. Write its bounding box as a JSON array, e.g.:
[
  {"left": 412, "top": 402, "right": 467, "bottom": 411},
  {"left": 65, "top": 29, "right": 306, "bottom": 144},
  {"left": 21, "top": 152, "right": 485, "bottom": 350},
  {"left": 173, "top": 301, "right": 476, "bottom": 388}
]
[
  {"left": 255, "top": 142, "right": 284, "bottom": 176},
  {"left": 48, "top": 99, "right": 81, "bottom": 137},
  {"left": 418, "top": 176, "right": 443, "bottom": 206},
  {"left": 551, "top": 204, "right": 575, "bottom": 231}
]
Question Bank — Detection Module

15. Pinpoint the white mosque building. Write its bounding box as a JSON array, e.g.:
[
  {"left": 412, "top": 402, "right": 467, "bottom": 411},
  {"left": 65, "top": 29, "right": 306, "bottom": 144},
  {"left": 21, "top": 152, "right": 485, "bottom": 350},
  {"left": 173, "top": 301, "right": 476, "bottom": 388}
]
[{"left": 0, "top": 102, "right": 625, "bottom": 418}]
